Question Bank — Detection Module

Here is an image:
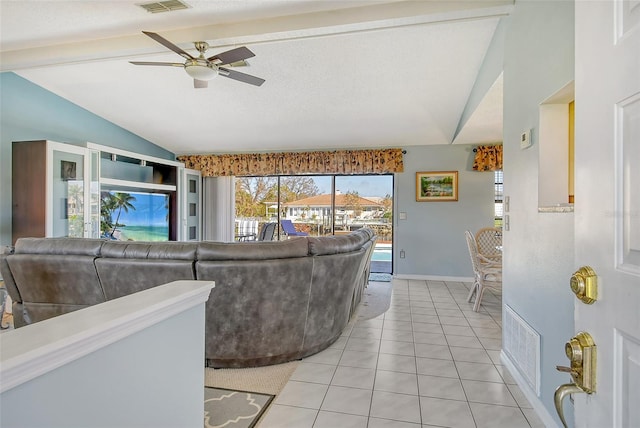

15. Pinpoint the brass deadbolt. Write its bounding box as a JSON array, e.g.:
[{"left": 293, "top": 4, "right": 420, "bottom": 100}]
[{"left": 570, "top": 266, "right": 598, "bottom": 304}]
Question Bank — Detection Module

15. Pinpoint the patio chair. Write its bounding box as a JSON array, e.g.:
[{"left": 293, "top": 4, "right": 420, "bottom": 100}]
[
  {"left": 280, "top": 219, "right": 308, "bottom": 237},
  {"left": 475, "top": 227, "right": 502, "bottom": 262},
  {"left": 465, "top": 230, "right": 502, "bottom": 312},
  {"left": 257, "top": 222, "right": 277, "bottom": 241},
  {"left": 236, "top": 219, "right": 258, "bottom": 241}
]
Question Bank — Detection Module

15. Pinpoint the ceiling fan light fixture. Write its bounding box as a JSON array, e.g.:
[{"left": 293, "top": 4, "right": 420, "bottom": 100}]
[{"left": 185, "top": 64, "right": 218, "bottom": 81}]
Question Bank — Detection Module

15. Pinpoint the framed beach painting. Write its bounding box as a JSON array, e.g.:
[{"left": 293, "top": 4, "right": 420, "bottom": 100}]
[{"left": 416, "top": 171, "right": 458, "bottom": 202}]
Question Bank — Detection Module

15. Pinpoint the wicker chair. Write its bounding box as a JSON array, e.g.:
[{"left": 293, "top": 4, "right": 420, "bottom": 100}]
[
  {"left": 475, "top": 227, "right": 502, "bottom": 262},
  {"left": 465, "top": 230, "right": 502, "bottom": 312}
]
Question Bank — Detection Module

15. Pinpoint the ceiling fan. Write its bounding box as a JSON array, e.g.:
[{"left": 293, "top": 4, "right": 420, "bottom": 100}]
[{"left": 130, "top": 31, "right": 265, "bottom": 88}]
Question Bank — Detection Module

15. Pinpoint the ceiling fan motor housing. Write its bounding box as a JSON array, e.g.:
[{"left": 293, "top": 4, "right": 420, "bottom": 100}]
[{"left": 185, "top": 58, "right": 218, "bottom": 80}]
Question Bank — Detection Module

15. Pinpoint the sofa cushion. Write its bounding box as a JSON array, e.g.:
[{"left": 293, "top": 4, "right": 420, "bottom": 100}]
[
  {"left": 95, "top": 259, "right": 195, "bottom": 300},
  {"left": 308, "top": 232, "right": 367, "bottom": 256},
  {"left": 5, "top": 238, "right": 106, "bottom": 326},
  {"left": 100, "top": 241, "right": 197, "bottom": 259},
  {"left": 97, "top": 241, "right": 197, "bottom": 300},
  {"left": 13, "top": 237, "right": 104, "bottom": 256},
  {"left": 197, "top": 257, "right": 314, "bottom": 367},
  {"left": 7, "top": 254, "right": 105, "bottom": 305},
  {"left": 304, "top": 248, "right": 365, "bottom": 350},
  {"left": 197, "top": 238, "right": 308, "bottom": 261}
]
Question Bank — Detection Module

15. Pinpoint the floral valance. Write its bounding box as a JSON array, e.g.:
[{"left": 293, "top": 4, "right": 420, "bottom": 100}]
[
  {"left": 472, "top": 145, "right": 503, "bottom": 171},
  {"left": 177, "top": 148, "right": 404, "bottom": 177}
]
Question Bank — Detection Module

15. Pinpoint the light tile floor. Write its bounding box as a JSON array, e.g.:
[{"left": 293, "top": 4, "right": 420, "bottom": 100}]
[{"left": 260, "top": 278, "right": 545, "bottom": 428}]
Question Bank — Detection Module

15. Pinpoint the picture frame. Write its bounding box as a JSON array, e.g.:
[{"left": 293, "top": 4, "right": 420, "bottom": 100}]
[
  {"left": 416, "top": 171, "right": 458, "bottom": 202},
  {"left": 61, "top": 160, "right": 77, "bottom": 180}
]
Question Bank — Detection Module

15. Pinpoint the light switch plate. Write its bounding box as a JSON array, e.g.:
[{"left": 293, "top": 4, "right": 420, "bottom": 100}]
[{"left": 399, "top": 212, "right": 407, "bottom": 220}]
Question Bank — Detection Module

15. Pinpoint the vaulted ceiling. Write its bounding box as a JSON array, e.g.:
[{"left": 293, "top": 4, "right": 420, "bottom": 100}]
[{"left": 0, "top": 1, "right": 509, "bottom": 155}]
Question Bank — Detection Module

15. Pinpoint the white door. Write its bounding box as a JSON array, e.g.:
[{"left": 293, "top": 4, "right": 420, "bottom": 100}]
[
  {"left": 180, "top": 168, "right": 202, "bottom": 241},
  {"left": 574, "top": 1, "right": 640, "bottom": 427}
]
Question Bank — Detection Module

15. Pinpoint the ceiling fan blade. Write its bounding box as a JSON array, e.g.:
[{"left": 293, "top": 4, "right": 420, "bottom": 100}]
[
  {"left": 142, "top": 31, "right": 194, "bottom": 60},
  {"left": 219, "top": 67, "right": 265, "bottom": 86},
  {"left": 228, "top": 60, "right": 249, "bottom": 67},
  {"left": 208, "top": 46, "right": 255, "bottom": 65},
  {"left": 194, "top": 79, "right": 208, "bottom": 89},
  {"left": 130, "top": 61, "right": 184, "bottom": 67}
]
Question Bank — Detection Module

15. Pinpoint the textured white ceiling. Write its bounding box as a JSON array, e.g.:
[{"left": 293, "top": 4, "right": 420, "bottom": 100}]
[{"left": 0, "top": 1, "right": 509, "bottom": 155}]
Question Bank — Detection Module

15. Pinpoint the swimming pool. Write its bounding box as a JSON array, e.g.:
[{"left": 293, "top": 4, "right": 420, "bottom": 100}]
[{"left": 372, "top": 244, "right": 392, "bottom": 262}]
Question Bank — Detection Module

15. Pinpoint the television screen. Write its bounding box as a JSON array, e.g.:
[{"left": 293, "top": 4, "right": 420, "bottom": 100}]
[{"left": 101, "top": 191, "right": 169, "bottom": 241}]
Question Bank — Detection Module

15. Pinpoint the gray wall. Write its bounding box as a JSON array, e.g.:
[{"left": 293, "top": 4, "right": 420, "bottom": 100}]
[
  {"left": 1, "top": 306, "right": 206, "bottom": 428},
  {"left": 394, "top": 144, "right": 495, "bottom": 278},
  {"left": 0, "top": 72, "right": 175, "bottom": 246},
  {"left": 502, "top": 1, "right": 575, "bottom": 425}
]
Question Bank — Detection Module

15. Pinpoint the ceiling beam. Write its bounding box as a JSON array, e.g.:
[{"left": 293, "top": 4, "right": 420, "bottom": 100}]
[{"left": 1, "top": 1, "right": 512, "bottom": 71}]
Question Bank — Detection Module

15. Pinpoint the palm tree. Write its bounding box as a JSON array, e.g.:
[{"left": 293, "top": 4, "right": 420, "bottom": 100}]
[
  {"left": 100, "top": 192, "right": 116, "bottom": 236},
  {"left": 110, "top": 192, "right": 136, "bottom": 238}
]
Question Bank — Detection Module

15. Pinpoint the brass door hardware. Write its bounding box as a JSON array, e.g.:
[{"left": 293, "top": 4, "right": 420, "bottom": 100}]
[
  {"left": 554, "top": 332, "right": 597, "bottom": 428},
  {"left": 570, "top": 266, "right": 598, "bottom": 304}
]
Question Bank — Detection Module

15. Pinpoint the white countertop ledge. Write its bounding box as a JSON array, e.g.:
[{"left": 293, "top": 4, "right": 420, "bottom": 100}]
[
  {"left": 0, "top": 280, "right": 214, "bottom": 393},
  {"left": 538, "top": 204, "right": 574, "bottom": 213}
]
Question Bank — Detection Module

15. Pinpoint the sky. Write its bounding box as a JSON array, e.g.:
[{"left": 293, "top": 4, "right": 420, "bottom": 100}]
[{"left": 314, "top": 175, "right": 393, "bottom": 198}]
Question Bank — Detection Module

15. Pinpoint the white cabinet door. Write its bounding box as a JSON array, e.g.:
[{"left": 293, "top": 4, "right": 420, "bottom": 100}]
[
  {"left": 46, "top": 141, "right": 99, "bottom": 238},
  {"left": 180, "top": 168, "right": 202, "bottom": 241}
]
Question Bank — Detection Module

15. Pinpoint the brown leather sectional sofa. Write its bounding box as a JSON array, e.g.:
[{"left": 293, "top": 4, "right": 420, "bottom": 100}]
[{"left": 0, "top": 228, "right": 376, "bottom": 368}]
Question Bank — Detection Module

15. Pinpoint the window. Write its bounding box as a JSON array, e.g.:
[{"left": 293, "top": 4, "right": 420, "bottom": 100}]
[{"left": 234, "top": 174, "right": 393, "bottom": 241}]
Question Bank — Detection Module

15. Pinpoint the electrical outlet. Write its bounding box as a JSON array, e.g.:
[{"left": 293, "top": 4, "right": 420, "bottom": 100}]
[{"left": 399, "top": 250, "right": 405, "bottom": 258}]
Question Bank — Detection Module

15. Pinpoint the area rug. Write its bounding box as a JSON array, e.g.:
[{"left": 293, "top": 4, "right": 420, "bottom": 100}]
[
  {"left": 358, "top": 280, "right": 393, "bottom": 320},
  {"left": 204, "top": 387, "right": 273, "bottom": 428},
  {"left": 205, "top": 360, "right": 299, "bottom": 396},
  {"left": 369, "top": 272, "right": 392, "bottom": 282},
  {"left": 204, "top": 360, "right": 299, "bottom": 427}
]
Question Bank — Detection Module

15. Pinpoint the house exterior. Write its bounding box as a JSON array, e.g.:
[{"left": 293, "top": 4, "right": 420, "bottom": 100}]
[{"left": 283, "top": 193, "right": 385, "bottom": 222}]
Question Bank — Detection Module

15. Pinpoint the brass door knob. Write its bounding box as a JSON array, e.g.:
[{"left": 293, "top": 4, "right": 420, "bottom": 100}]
[{"left": 570, "top": 266, "right": 598, "bottom": 304}]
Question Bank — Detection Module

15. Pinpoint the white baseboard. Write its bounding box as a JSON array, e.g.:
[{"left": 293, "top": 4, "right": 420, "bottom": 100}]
[
  {"left": 393, "top": 274, "right": 473, "bottom": 282},
  {"left": 500, "top": 350, "right": 559, "bottom": 428}
]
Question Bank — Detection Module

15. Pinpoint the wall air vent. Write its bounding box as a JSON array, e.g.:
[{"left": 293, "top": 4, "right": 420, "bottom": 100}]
[
  {"left": 137, "top": 0, "right": 190, "bottom": 13},
  {"left": 503, "top": 305, "right": 541, "bottom": 395}
]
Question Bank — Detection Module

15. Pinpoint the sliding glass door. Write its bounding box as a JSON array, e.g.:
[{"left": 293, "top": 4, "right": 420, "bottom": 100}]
[
  {"left": 334, "top": 175, "right": 393, "bottom": 273},
  {"left": 234, "top": 174, "right": 393, "bottom": 269}
]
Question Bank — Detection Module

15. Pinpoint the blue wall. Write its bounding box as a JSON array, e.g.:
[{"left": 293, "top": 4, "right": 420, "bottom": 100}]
[
  {"left": 394, "top": 144, "right": 495, "bottom": 278},
  {"left": 0, "top": 72, "right": 175, "bottom": 246},
  {"left": 502, "top": 1, "right": 575, "bottom": 426}
]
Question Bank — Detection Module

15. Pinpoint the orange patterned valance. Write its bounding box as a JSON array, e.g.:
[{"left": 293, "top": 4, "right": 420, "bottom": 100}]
[
  {"left": 472, "top": 145, "right": 503, "bottom": 171},
  {"left": 177, "top": 148, "right": 404, "bottom": 177}
]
